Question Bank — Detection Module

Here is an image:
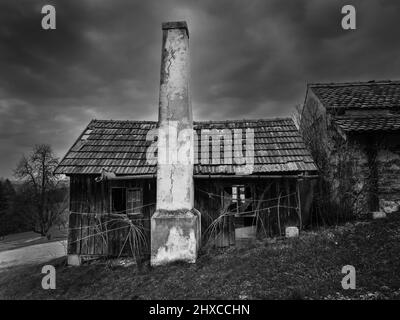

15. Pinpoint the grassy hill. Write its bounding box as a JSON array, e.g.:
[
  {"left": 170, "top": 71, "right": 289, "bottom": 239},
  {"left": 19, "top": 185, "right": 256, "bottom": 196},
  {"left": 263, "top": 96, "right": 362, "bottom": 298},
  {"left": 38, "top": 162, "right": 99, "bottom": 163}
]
[{"left": 1, "top": 213, "right": 400, "bottom": 300}]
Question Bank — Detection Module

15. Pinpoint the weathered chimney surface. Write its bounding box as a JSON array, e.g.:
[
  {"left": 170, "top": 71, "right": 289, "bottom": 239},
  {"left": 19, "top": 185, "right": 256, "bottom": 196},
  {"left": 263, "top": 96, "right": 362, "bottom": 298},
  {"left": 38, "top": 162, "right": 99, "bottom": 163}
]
[
  {"left": 151, "top": 21, "right": 201, "bottom": 266},
  {"left": 157, "top": 21, "right": 192, "bottom": 210},
  {"left": 159, "top": 21, "right": 190, "bottom": 127}
]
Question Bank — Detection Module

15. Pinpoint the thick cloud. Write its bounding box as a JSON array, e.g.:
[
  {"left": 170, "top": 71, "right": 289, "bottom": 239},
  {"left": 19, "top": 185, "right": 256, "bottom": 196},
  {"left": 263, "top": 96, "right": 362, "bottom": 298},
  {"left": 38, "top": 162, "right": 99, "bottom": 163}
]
[{"left": 1, "top": 0, "right": 400, "bottom": 177}]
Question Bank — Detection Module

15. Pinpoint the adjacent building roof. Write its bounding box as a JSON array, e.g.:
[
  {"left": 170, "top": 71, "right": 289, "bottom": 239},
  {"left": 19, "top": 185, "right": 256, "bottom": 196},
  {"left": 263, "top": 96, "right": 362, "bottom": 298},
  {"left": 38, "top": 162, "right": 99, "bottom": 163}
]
[
  {"left": 55, "top": 118, "right": 317, "bottom": 175},
  {"left": 309, "top": 80, "right": 400, "bottom": 110},
  {"left": 333, "top": 115, "right": 400, "bottom": 132}
]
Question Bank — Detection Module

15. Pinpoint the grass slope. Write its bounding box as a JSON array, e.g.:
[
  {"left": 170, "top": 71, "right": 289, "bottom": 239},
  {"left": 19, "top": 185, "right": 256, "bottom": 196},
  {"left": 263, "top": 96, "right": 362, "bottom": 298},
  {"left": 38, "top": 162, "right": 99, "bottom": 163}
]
[{"left": 1, "top": 214, "right": 400, "bottom": 300}]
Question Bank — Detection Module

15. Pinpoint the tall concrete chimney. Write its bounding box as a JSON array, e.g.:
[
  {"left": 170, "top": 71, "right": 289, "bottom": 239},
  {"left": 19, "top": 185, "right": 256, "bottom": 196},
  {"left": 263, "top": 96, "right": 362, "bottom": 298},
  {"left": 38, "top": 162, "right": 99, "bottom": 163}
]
[{"left": 150, "top": 21, "right": 201, "bottom": 265}]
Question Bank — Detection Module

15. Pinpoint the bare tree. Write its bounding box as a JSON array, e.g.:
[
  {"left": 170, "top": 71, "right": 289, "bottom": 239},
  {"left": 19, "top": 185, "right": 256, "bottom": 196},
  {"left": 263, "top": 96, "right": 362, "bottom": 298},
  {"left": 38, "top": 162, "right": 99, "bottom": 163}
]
[{"left": 14, "top": 144, "right": 63, "bottom": 237}]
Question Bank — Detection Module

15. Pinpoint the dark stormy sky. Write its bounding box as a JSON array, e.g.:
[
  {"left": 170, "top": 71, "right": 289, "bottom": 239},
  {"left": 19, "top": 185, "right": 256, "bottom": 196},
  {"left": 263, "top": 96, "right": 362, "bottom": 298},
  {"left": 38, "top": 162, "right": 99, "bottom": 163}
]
[{"left": 1, "top": 0, "right": 400, "bottom": 178}]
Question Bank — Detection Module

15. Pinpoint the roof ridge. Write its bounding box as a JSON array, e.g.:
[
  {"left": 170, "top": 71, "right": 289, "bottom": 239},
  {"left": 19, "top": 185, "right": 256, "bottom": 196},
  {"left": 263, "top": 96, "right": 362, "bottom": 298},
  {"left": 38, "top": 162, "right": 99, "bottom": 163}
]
[
  {"left": 195, "top": 117, "right": 292, "bottom": 124},
  {"left": 308, "top": 79, "right": 400, "bottom": 88},
  {"left": 334, "top": 114, "right": 400, "bottom": 119},
  {"left": 89, "top": 118, "right": 294, "bottom": 125},
  {"left": 91, "top": 119, "right": 157, "bottom": 123}
]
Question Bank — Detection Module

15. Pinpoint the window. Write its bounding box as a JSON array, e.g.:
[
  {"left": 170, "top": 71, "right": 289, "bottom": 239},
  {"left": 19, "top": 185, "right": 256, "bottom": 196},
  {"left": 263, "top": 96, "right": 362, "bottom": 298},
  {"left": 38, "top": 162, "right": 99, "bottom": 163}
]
[
  {"left": 223, "top": 185, "right": 254, "bottom": 214},
  {"left": 231, "top": 185, "right": 250, "bottom": 204},
  {"left": 127, "top": 188, "right": 142, "bottom": 215},
  {"left": 111, "top": 188, "right": 126, "bottom": 213},
  {"left": 111, "top": 187, "right": 143, "bottom": 215}
]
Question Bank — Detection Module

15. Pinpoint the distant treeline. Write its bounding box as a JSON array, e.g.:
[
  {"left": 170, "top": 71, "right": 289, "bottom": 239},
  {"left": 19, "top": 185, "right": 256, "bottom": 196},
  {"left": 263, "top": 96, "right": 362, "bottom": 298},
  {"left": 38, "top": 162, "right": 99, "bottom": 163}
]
[
  {"left": 0, "top": 179, "right": 27, "bottom": 236},
  {"left": 0, "top": 178, "right": 69, "bottom": 237}
]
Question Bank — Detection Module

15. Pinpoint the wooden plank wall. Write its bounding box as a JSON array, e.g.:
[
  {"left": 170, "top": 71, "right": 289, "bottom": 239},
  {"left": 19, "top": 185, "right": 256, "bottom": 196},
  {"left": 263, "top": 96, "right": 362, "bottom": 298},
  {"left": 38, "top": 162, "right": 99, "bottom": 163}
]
[
  {"left": 255, "top": 178, "right": 300, "bottom": 237},
  {"left": 68, "top": 175, "right": 155, "bottom": 257},
  {"left": 68, "top": 175, "right": 303, "bottom": 256},
  {"left": 194, "top": 177, "right": 301, "bottom": 244}
]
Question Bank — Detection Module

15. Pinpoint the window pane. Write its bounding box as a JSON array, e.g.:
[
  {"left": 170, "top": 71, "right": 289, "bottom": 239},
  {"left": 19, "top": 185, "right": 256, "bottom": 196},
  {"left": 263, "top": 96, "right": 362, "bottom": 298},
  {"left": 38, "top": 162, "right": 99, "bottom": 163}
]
[
  {"left": 127, "top": 188, "right": 142, "bottom": 215},
  {"left": 112, "top": 188, "right": 126, "bottom": 213},
  {"left": 232, "top": 186, "right": 237, "bottom": 203}
]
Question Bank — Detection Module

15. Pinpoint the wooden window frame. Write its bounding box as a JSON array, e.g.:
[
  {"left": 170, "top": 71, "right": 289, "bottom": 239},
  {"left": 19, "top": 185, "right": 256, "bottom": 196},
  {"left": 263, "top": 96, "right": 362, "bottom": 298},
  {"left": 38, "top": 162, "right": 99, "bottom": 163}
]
[{"left": 110, "top": 186, "right": 143, "bottom": 215}]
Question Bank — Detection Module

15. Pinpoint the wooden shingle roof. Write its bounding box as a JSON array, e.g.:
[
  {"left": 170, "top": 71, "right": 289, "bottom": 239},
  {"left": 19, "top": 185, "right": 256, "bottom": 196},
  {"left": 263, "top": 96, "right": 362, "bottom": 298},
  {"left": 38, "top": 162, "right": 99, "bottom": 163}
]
[
  {"left": 333, "top": 115, "right": 400, "bottom": 132},
  {"left": 309, "top": 80, "right": 400, "bottom": 110},
  {"left": 55, "top": 118, "right": 317, "bottom": 175}
]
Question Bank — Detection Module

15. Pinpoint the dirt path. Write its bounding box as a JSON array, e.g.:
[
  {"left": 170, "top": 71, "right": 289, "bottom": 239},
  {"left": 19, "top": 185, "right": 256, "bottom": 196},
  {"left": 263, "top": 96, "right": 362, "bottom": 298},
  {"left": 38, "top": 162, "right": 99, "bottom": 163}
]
[
  {"left": 0, "top": 240, "right": 67, "bottom": 269},
  {"left": 0, "top": 229, "right": 67, "bottom": 252}
]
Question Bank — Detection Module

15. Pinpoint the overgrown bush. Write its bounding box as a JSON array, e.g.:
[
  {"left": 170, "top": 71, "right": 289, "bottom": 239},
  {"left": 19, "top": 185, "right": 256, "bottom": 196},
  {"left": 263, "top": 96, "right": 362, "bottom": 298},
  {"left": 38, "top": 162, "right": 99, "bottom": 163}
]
[{"left": 294, "top": 103, "right": 370, "bottom": 227}]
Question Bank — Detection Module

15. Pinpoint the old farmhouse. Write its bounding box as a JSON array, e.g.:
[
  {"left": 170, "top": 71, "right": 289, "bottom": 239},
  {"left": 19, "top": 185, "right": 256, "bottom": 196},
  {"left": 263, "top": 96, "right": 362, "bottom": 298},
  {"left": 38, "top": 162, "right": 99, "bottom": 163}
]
[
  {"left": 55, "top": 118, "right": 317, "bottom": 265},
  {"left": 302, "top": 80, "right": 400, "bottom": 217},
  {"left": 55, "top": 21, "right": 317, "bottom": 266}
]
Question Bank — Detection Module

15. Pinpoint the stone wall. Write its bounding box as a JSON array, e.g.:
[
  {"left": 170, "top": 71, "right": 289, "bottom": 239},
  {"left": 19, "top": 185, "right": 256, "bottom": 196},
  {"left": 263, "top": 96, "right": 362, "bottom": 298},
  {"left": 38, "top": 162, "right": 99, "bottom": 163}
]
[
  {"left": 347, "top": 133, "right": 400, "bottom": 215},
  {"left": 377, "top": 133, "right": 400, "bottom": 213}
]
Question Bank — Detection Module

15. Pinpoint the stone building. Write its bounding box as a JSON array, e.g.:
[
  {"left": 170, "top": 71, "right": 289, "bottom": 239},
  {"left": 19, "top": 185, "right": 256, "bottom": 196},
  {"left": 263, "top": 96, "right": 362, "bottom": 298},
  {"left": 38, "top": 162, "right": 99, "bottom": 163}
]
[
  {"left": 302, "top": 80, "right": 400, "bottom": 216},
  {"left": 55, "top": 21, "right": 317, "bottom": 266}
]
